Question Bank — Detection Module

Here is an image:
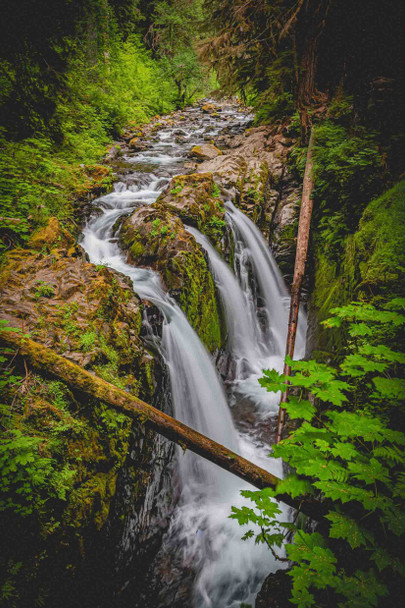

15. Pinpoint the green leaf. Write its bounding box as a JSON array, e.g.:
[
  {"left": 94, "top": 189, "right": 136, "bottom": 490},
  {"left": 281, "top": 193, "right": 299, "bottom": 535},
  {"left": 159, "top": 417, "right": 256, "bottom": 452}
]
[
  {"left": 326, "top": 512, "right": 370, "bottom": 548},
  {"left": 282, "top": 397, "right": 315, "bottom": 421},
  {"left": 372, "top": 377, "right": 405, "bottom": 400},
  {"left": 341, "top": 353, "right": 388, "bottom": 377},
  {"left": 275, "top": 475, "right": 313, "bottom": 498},
  {"left": 348, "top": 322, "right": 373, "bottom": 337},
  {"left": 258, "top": 369, "right": 286, "bottom": 393}
]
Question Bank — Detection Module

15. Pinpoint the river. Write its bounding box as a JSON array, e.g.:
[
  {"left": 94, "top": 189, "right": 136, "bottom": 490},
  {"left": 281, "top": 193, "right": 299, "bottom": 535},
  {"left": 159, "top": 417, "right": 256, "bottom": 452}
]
[{"left": 80, "top": 100, "right": 306, "bottom": 608}]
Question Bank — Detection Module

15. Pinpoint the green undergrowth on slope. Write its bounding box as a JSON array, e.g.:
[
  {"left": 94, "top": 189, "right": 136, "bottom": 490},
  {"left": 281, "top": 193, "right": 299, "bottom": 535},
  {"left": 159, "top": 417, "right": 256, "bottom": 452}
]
[
  {"left": 311, "top": 180, "right": 405, "bottom": 357},
  {"left": 233, "top": 299, "right": 405, "bottom": 608},
  {"left": 0, "top": 36, "right": 178, "bottom": 256}
]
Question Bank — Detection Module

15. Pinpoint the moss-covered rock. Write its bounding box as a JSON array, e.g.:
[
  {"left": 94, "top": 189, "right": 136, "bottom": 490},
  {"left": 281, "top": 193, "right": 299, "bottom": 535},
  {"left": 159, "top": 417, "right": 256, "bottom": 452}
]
[
  {"left": 0, "top": 242, "right": 168, "bottom": 605},
  {"left": 308, "top": 180, "right": 405, "bottom": 358},
  {"left": 119, "top": 205, "right": 222, "bottom": 352},
  {"left": 28, "top": 216, "right": 81, "bottom": 257},
  {"left": 191, "top": 144, "right": 222, "bottom": 161},
  {"left": 156, "top": 172, "right": 227, "bottom": 244}
]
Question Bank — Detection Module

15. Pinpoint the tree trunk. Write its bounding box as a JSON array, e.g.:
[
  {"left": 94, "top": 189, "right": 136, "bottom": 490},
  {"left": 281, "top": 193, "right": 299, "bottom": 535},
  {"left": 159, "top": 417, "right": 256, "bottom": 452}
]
[
  {"left": 295, "top": 0, "right": 330, "bottom": 142},
  {"left": 0, "top": 329, "right": 326, "bottom": 521},
  {"left": 275, "top": 128, "right": 315, "bottom": 444}
]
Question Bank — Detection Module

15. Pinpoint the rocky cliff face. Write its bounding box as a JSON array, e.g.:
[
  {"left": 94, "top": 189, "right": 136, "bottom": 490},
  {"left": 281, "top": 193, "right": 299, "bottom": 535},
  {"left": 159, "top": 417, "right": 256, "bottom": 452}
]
[
  {"left": 199, "top": 123, "right": 302, "bottom": 285},
  {"left": 0, "top": 219, "right": 174, "bottom": 605}
]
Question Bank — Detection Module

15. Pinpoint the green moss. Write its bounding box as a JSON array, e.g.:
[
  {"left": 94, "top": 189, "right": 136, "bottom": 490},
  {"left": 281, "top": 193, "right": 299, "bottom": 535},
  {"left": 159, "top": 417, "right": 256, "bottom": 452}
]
[
  {"left": 119, "top": 204, "right": 223, "bottom": 352},
  {"left": 354, "top": 181, "right": 405, "bottom": 297},
  {"left": 172, "top": 250, "right": 222, "bottom": 352},
  {"left": 311, "top": 180, "right": 405, "bottom": 357},
  {"left": 157, "top": 173, "right": 227, "bottom": 245},
  {"left": 130, "top": 240, "right": 145, "bottom": 259}
]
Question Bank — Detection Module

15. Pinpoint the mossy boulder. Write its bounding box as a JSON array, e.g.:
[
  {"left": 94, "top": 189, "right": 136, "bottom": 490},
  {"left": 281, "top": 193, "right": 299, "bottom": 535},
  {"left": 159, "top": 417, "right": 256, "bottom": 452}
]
[
  {"left": 28, "top": 217, "right": 81, "bottom": 257},
  {"left": 156, "top": 172, "right": 227, "bottom": 244},
  {"left": 128, "top": 137, "right": 147, "bottom": 151},
  {"left": 119, "top": 205, "right": 222, "bottom": 352},
  {"left": 0, "top": 247, "right": 151, "bottom": 384}
]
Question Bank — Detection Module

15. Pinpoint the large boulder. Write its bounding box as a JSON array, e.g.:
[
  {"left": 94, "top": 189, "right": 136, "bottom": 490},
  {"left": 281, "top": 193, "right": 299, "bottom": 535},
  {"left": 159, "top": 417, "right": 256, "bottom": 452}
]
[
  {"left": 156, "top": 172, "right": 226, "bottom": 243},
  {"left": 119, "top": 205, "right": 223, "bottom": 352},
  {"left": 191, "top": 143, "right": 223, "bottom": 161}
]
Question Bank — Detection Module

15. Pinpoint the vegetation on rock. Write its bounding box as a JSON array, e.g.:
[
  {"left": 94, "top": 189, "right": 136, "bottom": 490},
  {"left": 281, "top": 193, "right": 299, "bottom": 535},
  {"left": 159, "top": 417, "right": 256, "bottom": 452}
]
[{"left": 119, "top": 203, "right": 223, "bottom": 352}]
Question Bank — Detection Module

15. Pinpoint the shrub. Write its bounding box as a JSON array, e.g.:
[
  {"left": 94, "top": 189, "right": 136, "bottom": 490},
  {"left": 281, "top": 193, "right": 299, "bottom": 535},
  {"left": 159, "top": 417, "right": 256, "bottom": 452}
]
[{"left": 231, "top": 299, "right": 405, "bottom": 607}]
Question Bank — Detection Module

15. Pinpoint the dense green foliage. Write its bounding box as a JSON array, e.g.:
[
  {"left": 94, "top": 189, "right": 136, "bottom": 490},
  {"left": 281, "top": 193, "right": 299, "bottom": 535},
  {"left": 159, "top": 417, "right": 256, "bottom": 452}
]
[
  {"left": 0, "top": 0, "right": 212, "bottom": 253},
  {"left": 311, "top": 180, "right": 405, "bottom": 357},
  {"left": 232, "top": 300, "right": 405, "bottom": 606},
  {"left": 289, "top": 111, "right": 384, "bottom": 259},
  {"left": 147, "top": 0, "right": 210, "bottom": 104}
]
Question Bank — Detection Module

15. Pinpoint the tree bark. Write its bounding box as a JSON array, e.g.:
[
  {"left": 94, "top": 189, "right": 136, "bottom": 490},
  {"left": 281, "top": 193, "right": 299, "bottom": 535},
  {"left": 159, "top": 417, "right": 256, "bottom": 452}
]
[
  {"left": 0, "top": 329, "right": 327, "bottom": 521},
  {"left": 275, "top": 128, "right": 315, "bottom": 444},
  {"left": 295, "top": 0, "right": 330, "bottom": 142}
]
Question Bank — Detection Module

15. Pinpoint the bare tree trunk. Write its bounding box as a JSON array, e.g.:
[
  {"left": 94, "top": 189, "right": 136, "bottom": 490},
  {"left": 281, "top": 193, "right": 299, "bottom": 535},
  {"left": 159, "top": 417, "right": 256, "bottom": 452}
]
[
  {"left": 0, "top": 329, "right": 326, "bottom": 520},
  {"left": 275, "top": 128, "right": 315, "bottom": 444},
  {"left": 295, "top": 0, "right": 330, "bottom": 142}
]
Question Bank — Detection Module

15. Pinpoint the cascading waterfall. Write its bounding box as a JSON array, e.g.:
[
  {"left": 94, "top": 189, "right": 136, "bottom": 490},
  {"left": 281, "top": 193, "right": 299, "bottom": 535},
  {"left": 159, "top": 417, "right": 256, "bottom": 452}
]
[
  {"left": 186, "top": 225, "right": 266, "bottom": 371},
  {"left": 225, "top": 201, "right": 289, "bottom": 356},
  {"left": 80, "top": 103, "right": 292, "bottom": 608},
  {"left": 225, "top": 200, "right": 307, "bottom": 358}
]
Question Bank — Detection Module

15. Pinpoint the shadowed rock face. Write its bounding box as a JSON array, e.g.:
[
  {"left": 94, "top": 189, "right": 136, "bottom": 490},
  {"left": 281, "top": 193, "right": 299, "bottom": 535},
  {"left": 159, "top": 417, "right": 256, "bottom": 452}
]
[{"left": 0, "top": 218, "right": 174, "bottom": 605}]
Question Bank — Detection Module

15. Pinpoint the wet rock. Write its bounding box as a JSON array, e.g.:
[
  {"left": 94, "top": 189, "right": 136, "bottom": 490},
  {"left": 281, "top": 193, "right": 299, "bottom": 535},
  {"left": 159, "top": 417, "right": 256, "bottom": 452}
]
[
  {"left": 155, "top": 172, "right": 226, "bottom": 243},
  {"left": 129, "top": 137, "right": 148, "bottom": 151},
  {"left": 191, "top": 143, "right": 223, "bottom": 161},
  {"left": 119, "top": 205, "right": 223, "bottom": 352},
  {"left": 255, "top": 570, "right": 292, "bottom": 608},
  {"left": 183, "top": 161, "right": 197, "bottom": 171},
  {"left": 104, "top": 143, "right": 123, "bottom": 162},
  {"left": 201, "top": 103, "right": 217, "bottom": 114}
]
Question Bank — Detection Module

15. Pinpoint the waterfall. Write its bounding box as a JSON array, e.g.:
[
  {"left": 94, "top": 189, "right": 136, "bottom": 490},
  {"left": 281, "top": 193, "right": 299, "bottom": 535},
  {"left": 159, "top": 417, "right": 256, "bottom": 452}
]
[
  {"left": 186, "top": 225, "right": 266, "bottom": 372},
  {"left": 225, "top": 200, "right": 306, "bottom": 360},
  {"left": 80, "top": 103, "right": 289, "bottom": 608}
]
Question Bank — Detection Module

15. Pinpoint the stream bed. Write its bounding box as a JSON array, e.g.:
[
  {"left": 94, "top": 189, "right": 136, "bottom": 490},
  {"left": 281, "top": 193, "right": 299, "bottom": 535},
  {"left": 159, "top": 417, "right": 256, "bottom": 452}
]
[{"left": 80, "top": 100, "right": 305, "bottom": 608}]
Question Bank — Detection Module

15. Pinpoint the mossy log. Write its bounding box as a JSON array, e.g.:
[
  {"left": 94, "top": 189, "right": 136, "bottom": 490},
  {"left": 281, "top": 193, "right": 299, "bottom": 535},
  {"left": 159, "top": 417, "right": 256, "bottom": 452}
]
[{"left": 0, "top": 329, "right": 326, "bottom": 520}]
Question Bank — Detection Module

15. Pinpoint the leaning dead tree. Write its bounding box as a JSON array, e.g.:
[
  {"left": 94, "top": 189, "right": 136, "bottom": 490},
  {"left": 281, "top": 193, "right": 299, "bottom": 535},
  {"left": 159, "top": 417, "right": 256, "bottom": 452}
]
[
  {"left": 275, "top": 128, "right": 315, "bottom": 444},
  {"left": 0, "top": 329, "right": 326, "bottom": 521}
]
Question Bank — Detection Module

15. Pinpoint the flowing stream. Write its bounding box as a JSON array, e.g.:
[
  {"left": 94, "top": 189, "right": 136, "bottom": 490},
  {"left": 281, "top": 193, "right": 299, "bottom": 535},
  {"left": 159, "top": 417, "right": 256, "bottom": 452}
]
[{"left": 80, "top": 101, "right": 303, "bottom": 607}]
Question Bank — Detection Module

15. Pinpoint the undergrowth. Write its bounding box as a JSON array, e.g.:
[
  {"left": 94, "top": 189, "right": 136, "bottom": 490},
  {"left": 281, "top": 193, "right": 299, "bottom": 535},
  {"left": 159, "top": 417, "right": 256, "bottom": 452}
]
[{"left": 232, "top": 299, "right": 405, "bottom": 607}]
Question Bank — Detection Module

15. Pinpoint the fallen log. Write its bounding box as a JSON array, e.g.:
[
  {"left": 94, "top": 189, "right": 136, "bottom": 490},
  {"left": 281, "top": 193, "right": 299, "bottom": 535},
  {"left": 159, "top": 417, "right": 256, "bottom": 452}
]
[
  {"left": 276, "top": 128, "right": 315, "bottom": 444},
  {"left": 0, "top": 329, "right": 326, "bottom": 521}
]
